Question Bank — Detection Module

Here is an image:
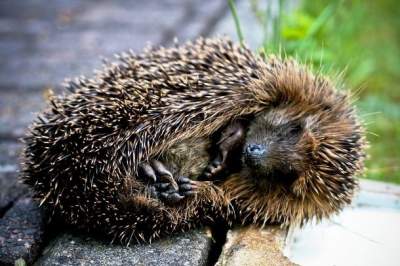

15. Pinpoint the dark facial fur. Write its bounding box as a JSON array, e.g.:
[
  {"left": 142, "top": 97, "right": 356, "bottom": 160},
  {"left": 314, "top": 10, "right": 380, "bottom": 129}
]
[{"left": 242, "top": 110, "right": 306, "bottom": 186}]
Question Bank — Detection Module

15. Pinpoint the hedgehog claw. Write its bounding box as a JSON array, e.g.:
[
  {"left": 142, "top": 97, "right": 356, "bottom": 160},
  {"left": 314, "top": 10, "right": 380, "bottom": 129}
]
[
  {"left": 151, "top": 180, "right": 183, "bottom": 204},
  {"left": 138, "top": 160, "right": 179, "bottom": 190},
  {"left": 160, "top": 192, "right": 185, "bottom": 204},
  {"left": 179, "top": 183, "right": 192, "bottom": 191},
  {"left": 177, "top": 176, "right": 199, "bottom": 195},
  {"left": 154, "top": 183, "right": 170, "bottom": 190},
  {"left": 142, "top": 166, "right": 198, "bottom": 204},
  {"left": 177, "top": 176, "right": 191, "bottom": 184},
  {"left": 181, "top": 190, "right": 196, "bottom": 196}
]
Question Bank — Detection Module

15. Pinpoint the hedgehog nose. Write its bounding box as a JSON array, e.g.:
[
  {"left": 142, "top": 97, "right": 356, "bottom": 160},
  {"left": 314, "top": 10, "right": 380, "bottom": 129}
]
[{"left": 246, "top": 144, "right": 266, "bottom": 157}]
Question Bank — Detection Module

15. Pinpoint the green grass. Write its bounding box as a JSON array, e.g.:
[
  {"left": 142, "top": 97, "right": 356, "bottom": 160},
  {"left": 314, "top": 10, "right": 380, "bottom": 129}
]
[
  {"left": 230, "top": 0, "right": 400, "bottom": 183},
  {"left": 228, "top": 0, "right": 244, "bottom": 46}
]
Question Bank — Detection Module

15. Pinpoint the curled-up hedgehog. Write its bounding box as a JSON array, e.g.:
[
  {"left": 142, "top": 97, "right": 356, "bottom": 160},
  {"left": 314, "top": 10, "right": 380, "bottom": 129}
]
[{"left": 22, "top": 37, "right": 366, "bottom": 244}]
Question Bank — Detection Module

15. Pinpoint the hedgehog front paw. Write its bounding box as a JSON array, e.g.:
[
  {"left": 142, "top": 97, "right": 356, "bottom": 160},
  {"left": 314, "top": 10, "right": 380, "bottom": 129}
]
[
  {"left": 201, "top": 121, "right": 246, "bottom": 180},
  {"left": 150, "top": 182, "right": 184, "bottom": 204},
  {"left": 139, "top": 160, "right": 199, "bottom": 204},
  {"left": 138, "top": 160, "right": 179, "bottom": 190},
  {"left": 202, "top": 157, "right": 225, "bottom": 180},
  {"left": 149, "top": 176, "right": 199, "bottom": 204}
]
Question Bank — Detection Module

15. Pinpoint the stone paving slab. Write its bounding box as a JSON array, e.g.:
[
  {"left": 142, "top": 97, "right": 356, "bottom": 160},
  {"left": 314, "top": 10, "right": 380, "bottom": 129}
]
[
  {"left": 0, "top": 0, "right": 226, "bottom": 91},
  {"left": 0, "top": 171, "right": 28, "bottom": 214},
  {"left": 36, "top": 230, "right": 212, "bottom": 266},
  {"left": 0, "top": 140, "right": 23, "bottom": 167},
  {"left": 359, "top": 178, "right": 400, "bottom": 196},
  {"left": 287, "top": 179, "right": 400, "bottom": 266},
  {"left": 0, "top": 141, "right": 27, "bottom": 214},
  {"left": 0, "top": 196, "right": 46, "bottom": 265},
  {"left": 0, "top": 0, "right": 226, "bottom": 139},
  {"left": 0, "top": 91, "right": 46, "bottom": 139},
  {"left": 0, "top": 0, "right": 172, "bottom": 91},
  {"left": 216, "top": 226, "right": 295, "bottom": 266}
]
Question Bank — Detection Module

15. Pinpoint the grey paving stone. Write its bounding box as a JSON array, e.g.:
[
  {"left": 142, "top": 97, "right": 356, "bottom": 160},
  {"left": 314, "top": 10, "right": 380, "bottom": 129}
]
[
  {"left": 36, "top": 230, "right": 212, "bottom": 266},
  {"left": 0, "top": 0, "right": 226, "bottom": 139},
  {"left": 287, "top": 179, "right": 400, "bottom": 265},
  {"left": 0, "top": 196, "right": 46, "bottom": 265},
  {"left": 0, "top": 171, "right": 28, "bottom": 214},
  {"left": 0, "top": 140, "right": 22, "bottom": 166},
  {"left": 0, "top": 91, "right": 46, "bottom": 139},
  {"left": 0, "top": 141, "right": 27, "bottom": 213},
  {"left": 216, "top": 226, "right": 295, "bottom": 266},
  {"left": 0, "top": 0, "right": 175, "bottom": 91},
  {"left": 0, "top": 0, "right": 226, "bottom": 92},
  {"left": 161, "top": 0, "right": 228, "bottom": 45}
]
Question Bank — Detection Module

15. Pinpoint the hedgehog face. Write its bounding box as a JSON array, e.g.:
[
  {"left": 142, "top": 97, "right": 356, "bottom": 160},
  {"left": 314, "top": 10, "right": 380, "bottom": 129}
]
[
  {"left": 229, "top": 103, "right": 364, "bottom": 226},
  {"left": 242, "top": 108, "right": 312, "bottom": 189}
]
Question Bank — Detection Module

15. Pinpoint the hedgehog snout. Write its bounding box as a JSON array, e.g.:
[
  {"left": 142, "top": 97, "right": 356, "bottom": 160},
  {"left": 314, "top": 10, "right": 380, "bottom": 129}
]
[
  {"left": 243, "top": 142, "right": 299, "bottom": 185},
  {"left": 243, "top": 143, "right": 267, "bottom": 168},
  {"left": 246, "top": 144, "right": 266, "bottom": 156}
]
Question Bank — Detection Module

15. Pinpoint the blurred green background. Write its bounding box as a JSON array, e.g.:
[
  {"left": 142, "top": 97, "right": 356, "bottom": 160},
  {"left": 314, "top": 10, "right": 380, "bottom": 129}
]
[{"left": 232, "top": 0, "right": 400, "bottom": 183}]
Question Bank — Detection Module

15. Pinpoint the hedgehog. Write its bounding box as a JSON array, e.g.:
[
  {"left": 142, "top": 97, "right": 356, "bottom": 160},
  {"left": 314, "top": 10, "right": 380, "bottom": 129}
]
[{"left": 22, "top": 37, "right": 366, "bottom": 244}]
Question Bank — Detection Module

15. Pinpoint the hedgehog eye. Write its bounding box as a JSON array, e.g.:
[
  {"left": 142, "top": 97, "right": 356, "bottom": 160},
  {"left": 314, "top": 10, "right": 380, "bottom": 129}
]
[
  {"left": 289, "top": 124, "right": 303, "bottom": 135},
  {"left": 288, "top": 121, "right": 304, "bottom": 137}
]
